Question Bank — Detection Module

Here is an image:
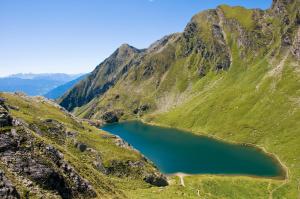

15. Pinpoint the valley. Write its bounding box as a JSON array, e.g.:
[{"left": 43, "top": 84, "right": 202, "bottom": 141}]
[{"left": 0, "top": 0, "right": 299, "bottom": 198}]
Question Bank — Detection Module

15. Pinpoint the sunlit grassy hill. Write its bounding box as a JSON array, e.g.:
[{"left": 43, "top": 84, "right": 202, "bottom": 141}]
[{"left": 18, "top": 0, "right": 300, "bottom": 198}]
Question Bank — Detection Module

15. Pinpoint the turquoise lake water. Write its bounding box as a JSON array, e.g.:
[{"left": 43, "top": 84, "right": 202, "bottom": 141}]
[{"left": 101, "top": 121, "right": 283, "bottom": 177}]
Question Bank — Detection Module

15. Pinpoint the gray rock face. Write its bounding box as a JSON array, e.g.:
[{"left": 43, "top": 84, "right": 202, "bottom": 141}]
[
  {"left": 0, "top": 170, "right": 20, "bottom": 199},
  {"left": 0, "top": 131, "right": 72, "bottom": 199},
  {"left": 44, "top": 145, "right": 64, "bottom": 165},
  {"left": 101, "top": 110, "right": 123, "bottom": 123},
  {"left": 0, "top": 127, "right": 96, "bottom": 199},
  {"left": 0, "top": 105, "right": 12, "bottom": 127},
  {"left": 143, "top": 173, "right": 168, "bottom": 187},
  {"left": 0, "top": 132, "right": 18, "bottom": 152},
  {"left": 0, "top": 99, "right": 97, "bottom": 198},
  {"left": 59, "top": 44, "right": 144, "bottom": 111}
]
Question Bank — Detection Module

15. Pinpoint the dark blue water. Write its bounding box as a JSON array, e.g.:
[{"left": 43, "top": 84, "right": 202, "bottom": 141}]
[{"left": 101, "top": 121, "right": 284, "bottom": 177}]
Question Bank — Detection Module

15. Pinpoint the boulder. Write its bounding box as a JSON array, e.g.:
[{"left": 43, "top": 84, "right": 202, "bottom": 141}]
[
  {"left": 0, "top": 106, "right": 12, "bottom": 127},
  {"left": 143, "top": 173, "right": 168, "bottom": 187},
  {"left": 75, "top": 142, "right": 87, "bottom": 152}
]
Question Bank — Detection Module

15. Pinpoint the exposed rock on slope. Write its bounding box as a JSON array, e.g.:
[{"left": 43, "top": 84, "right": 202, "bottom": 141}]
[
  {"left": 0, "top": 93, "right": 168, "bottom": 198},
  {"left": 57, "top": 1, "right": 300, "bottom": 198},
  {"left": 0, "top": 170, "right": 20, "bottom": 199},
  {"left": 59, "top": 44, "right": 144, "bottom": 111},
  {"left": 60, "top": 0, "right": 300, "bottom": 123},
  {"left": 0, "top": 100, "right": 96, "bottom": 198}
]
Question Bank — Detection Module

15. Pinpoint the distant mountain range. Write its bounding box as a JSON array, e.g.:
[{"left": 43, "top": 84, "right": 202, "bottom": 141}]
[
  {"left": 44, "top": 74, "right": 88, "bottom": 99},
  {"left": 0, "top": 73, "right": 83, "bottom": 96}
]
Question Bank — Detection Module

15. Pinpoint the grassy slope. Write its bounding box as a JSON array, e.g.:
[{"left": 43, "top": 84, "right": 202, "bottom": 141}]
[
  {"left": 0, "top": 93, "right": 160, "bottom": 199},
  {"left": 121, "top": 6, "right": 300, "bottom": 199},
  {"left": 71, "top": 3, "right": 299, "bottom": 199},
  {"left": 138, "top": 55, "right": 300, "bottom": 199},
  {"left": 138, "top": 30, "right": 300, "bottom": 199}
]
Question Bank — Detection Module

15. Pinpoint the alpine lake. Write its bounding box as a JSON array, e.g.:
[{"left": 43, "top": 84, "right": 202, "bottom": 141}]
[{"left": 101, "top": 121, "right": 285, "bottom": 178}]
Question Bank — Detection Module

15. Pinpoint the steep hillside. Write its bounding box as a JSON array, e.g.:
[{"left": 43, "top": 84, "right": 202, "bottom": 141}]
[
  {"left": 58, "top": 44, "right": 145, "bottom": 111},
  {"left": 58, "top": 0, "right": 300, "bottom": 198},
  {"left": 62, "top": 0, "right": 299, "bottom": 121},
  {"left": 0, "top": 93, "right": 167, "bottom": 198}
]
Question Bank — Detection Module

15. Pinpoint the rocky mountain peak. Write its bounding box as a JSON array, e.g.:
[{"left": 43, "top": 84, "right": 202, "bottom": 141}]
[
  {"left": 147, "top": 33, "right": 181, "bottom": 53},
  {"left": 111, "top": 43, "right": 143, "bottom": 62}
]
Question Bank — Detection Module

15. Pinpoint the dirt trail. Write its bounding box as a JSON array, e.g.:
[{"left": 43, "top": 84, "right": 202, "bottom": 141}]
[
  {"left": 268, "top": 179, "right": 289, "bottom": 199},
  {"left": 174, "top": 173, "right": 189, "bottom": 187}
]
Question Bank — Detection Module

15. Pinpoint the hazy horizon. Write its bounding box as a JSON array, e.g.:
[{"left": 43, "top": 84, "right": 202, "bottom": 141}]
[
  {"left": 1, "top": 72, "right": 84, "bottom": 78},
  {"left": 1, "top": 0, "right": 272, "bottom": 77}
]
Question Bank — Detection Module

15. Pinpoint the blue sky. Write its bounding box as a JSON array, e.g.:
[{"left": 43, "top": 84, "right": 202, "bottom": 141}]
[{"left": 0, "top": 0, "right": 272, "bottom": 76}]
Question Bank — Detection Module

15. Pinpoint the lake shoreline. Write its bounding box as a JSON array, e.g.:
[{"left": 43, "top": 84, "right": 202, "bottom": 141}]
[
  {"left": 101, "top": 119, "right": 288, "bottom": 181},
  {"left": 140, "top": 119, "right": 288, "bottom": 181}
]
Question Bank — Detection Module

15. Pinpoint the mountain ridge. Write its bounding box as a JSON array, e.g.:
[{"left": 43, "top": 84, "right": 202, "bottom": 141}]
[
  {"left": 0, "top": 73, "right": 82, "bottom": 96},
  {"left": 60, "top": 0, "right": 300, "bottom": 118},
  {"left": 58, "top": 1, "right": 300, "bottom": 198}
]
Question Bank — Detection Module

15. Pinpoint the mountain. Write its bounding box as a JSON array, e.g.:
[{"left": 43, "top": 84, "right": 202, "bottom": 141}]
[
  {"left": 0, "top": 73, "right": 82, "bottom": 96},
  {"left": 58, "top": 44, "right": 145, "bottom": 111},
  {"left": 8, "top": 73, "right": 81, "bottom": 82},
  {"left": 59, "top": 0, "right": 300, "bottom": 198},
  {"left": 0, "top": 93, "right": 167, "bottom": 198},
  {"left": 44, "top": 74, "right": 88, "bottom": 99}
]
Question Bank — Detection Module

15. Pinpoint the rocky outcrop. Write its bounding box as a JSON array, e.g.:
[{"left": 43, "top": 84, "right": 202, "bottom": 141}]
[
  {"left": 133, "top": 104, "right": 150, "bottom": 115},
  {"left": 271, "top": 0, "right": 294, "bottom": 14},
  {"left": 143, "top": 173, "right": 168, "bottom": 187},
  {"left": 28, "top": 119, "right": 68, "bottom": 144},
  {"left": 97, "top": 133, "right": 168, "bottom": 186},
  {"left": 0, "top": 102, "right": 12, "bottom": 127},
  {"left": 0, "top": 128, "right": 96, "bottom": 199},
  {"left": 0, "top": 170, "right": 20, "bottom": 199},
  {"left": 59, "top": 44, "right": 144, "bottom": 111},
  {"left": 101, "top": 110, "right": 123, "bottom": 123},
  {"left": 292, "top": 28, "right": 300, "bottom": 60},
  {"left": 0, "top": 95, "right": 171, "bottom": 199},
  {"left": 147, "top": 33, "right": 180, "bottom": 54},
  {"left": 0, "top": 100, "right": 96, "bottom": 198},
  {"left": 105, "top": 159, "right": 168, "bottom": 187}
]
